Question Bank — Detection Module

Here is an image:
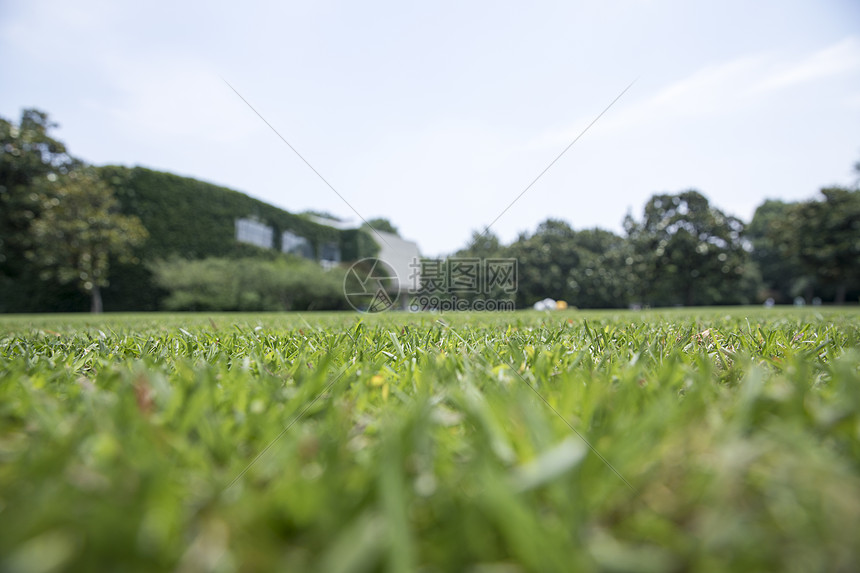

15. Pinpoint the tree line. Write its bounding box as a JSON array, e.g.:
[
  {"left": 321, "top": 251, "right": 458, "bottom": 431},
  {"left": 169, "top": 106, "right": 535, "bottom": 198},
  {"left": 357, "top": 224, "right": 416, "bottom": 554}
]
[
  {"left": 2, "top": 107, "right": 859, "bottom": 312},
  {"left": 453, "top": 176, "right": 860, "bottom": 308}
]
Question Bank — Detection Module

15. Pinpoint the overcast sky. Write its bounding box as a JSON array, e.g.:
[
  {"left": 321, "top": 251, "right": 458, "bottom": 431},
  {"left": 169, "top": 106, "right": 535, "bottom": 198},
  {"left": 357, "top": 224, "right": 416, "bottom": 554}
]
[{"left": 2, "top": 0, "right": 859, "bottom": 256}]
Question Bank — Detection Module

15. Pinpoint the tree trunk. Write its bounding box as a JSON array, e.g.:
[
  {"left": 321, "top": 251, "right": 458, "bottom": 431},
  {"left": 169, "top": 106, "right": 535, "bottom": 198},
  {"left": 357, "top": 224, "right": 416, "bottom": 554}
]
[
  {"left": 835, "top": 283, "right": 847, "bottom": 305},
  {"left": 91, "top": 284, "right": 103, "bottom": 314}
]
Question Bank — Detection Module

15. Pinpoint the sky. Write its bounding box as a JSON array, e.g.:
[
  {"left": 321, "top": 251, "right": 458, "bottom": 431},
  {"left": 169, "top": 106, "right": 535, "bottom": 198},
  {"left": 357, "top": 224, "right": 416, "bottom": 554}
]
[{"left": 2, "top": 0, "right": 859, "bottom": 257}]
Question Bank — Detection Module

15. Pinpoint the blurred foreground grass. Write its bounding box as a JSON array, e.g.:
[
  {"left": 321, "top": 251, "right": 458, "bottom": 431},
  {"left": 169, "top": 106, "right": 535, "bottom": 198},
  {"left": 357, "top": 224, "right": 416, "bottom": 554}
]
[{"left": 1, "top": 308, "right": 859, "bottom": 572}]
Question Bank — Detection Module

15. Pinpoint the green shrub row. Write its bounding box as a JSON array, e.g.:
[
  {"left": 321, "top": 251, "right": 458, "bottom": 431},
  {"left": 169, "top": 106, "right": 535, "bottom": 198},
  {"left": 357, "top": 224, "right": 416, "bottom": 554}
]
[{"left": 149, "top": 256, "right": 349, "bottom": 311}]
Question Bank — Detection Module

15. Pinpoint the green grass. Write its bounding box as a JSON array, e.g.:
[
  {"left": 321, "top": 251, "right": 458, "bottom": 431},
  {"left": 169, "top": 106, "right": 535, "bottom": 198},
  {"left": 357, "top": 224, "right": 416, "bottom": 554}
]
[{"left": 1, "top": 308, "right": 859, "bottom": 572}]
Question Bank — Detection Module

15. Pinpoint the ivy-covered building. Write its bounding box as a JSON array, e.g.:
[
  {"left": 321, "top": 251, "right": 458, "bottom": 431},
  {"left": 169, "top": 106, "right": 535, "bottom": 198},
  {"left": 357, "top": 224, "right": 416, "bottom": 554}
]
[{"left": 94, "top": 166, "right": 379, "bottom": 311}]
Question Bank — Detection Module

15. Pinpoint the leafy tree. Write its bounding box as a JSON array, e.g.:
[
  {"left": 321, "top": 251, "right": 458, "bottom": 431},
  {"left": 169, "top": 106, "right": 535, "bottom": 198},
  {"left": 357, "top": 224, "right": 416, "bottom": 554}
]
[
  {"left": 625, "top": 190, "right": 753, "bottom": 306},
  {"left": 454, "top": 230, "right": 504, "bottom": 259},
  {"left": 508, "top": 219, "right": 580, "bottom": 307},
  {"left": 450, "top": 222, "right": 635, "bottom": 309},
  {"left": 28, "top": 168, "right": 148, "bottom": 313},
  {"left": 566, "top": 228, "right": 635, "bottom": 308},
  {"left": 748, "top": 200, "right": 806, "bottom": 302},
  {"left": 431, "top": 230, "right": 511, "bottom": 306},
  {"left": 0, "top": 109, "right": 80, "bottom": 310},
  {"left": 775, "top": 187, "right": 860, "bottom": 304}
]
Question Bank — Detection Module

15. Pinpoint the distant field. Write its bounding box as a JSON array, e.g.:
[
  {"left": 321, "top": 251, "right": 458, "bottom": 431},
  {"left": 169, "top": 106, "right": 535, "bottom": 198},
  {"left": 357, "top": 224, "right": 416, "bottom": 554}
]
[{"left": 1, "top": 308, "right": 859, "bottom": 572}]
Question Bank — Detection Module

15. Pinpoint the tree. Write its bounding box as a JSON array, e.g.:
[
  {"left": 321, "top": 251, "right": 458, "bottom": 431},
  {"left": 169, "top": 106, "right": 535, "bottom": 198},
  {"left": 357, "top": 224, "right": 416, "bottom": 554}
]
[
  {"left": 454, "top": 230, "right": 504, "bottom": 259},
  {"left": 625, "top": 190, "right": 753, "bottom": 306},
  {"left": 0, "top": 109, "right": 80, "bottom": 310},
  {"left": 452, "top": 220, "right": 636, "bottom": 309},
  {"left": 566, "top": 228, "right": 635, "bottom": 308},
  {"left": 748, "top": 200, "right": 806, "bottom": 302},
  {"left": 776, "top": 187, "right": 860, "bottom": 304},
  {"left": 507, "top": 222, "right": 636, "bottom": 309},
  {"left": 508, "top": 219, "right": 580, "bottom": 306},
  {"left": 28, "top": 168, "right": 148, "bottom": 313}
]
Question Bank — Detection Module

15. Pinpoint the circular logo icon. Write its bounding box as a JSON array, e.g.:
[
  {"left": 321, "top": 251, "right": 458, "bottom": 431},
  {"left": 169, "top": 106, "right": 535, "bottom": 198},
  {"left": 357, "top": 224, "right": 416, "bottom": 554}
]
[{"left": 343, "top": 257, "right": 400, "bottom": 312}]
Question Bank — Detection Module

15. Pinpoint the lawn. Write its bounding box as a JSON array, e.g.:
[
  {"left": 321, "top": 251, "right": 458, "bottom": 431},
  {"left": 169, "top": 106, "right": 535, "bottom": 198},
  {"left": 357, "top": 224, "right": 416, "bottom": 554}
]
[{"left": 1, "top": 308, "right": 859, "bottom": 572}]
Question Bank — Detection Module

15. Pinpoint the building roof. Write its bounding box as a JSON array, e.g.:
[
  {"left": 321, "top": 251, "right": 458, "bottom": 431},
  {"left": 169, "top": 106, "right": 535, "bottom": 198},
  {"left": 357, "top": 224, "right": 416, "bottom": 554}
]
[{"left": 309, "top": 216, "right": 422, "bottom": 293}]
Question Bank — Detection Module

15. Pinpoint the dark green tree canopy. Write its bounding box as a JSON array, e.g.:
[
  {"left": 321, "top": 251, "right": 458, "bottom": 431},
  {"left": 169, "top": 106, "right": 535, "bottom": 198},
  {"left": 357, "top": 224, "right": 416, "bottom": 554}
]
[
  {"left": 0, "top": 109, "right": 86, "bottom": 311},
  {"left": 499, "top": 219, "right": 632, "bottom": 308},
  {"left": 455, "top": 230, "right": 503, "bottom": 259},
  {"left": 28, "top": 167, "right": 149, "bottom": 313},
  {"left": 769, "top": 187, "right": 860, "bottom": 303},
  {"left": 565, "top": 228, "right": 635, "bottom": 309},
  {"left": 508, "top": 219, "right": 580, "bottom": 305},
  {"left": 625, "top": 190, "right": 752, "bottom": 306},
  {"left": 0, "top": 109, "right": 78, "bottom": 188},
  {"left": 1, "top": 109, "right": 80, "bottom": 273},
  {"left": 748, "top": 199, "right": 805, "bottom": 301}
]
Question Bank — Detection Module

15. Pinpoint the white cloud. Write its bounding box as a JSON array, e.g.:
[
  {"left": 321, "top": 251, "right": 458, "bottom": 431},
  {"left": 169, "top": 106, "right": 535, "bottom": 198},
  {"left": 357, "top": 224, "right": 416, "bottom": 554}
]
[
  {"left": 539, "top": 36, "right": 860, "bottom": 148},
  {"left": 751, "top": 37, "right": 860, "bottom": 94}
]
